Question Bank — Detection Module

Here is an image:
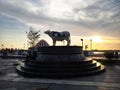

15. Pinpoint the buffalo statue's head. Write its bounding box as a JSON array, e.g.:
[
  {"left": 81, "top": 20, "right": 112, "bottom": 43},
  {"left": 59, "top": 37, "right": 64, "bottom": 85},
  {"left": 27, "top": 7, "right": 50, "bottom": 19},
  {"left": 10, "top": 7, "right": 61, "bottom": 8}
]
[{"left": 44, "top": 30, "right": 51, "bottom": 34}]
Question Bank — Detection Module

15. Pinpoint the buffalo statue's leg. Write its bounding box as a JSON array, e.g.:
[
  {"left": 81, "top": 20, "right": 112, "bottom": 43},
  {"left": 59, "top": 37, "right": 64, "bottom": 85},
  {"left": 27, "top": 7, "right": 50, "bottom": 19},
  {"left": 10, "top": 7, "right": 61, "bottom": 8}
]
[
  {"left": 53, "top": 39, "right": 56, "bottom": 46},
  {"left": 66, "top": 37, "right": 71, "bottom": 46}
]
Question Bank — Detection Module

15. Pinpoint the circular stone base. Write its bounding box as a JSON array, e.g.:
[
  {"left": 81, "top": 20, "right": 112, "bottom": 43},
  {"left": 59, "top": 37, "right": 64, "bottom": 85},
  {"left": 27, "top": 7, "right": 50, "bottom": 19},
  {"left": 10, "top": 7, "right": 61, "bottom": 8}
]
[
  {"left": 36, "top": 46, "right": 86, "bottom": 62},
  {"left": 16, "top": 46, "right": 106, "bottom": 78}
]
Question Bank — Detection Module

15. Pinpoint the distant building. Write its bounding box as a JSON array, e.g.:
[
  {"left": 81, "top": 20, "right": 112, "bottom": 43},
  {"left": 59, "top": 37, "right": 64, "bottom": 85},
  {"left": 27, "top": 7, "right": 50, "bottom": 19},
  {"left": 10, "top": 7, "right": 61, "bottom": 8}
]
[
  {"left": 35, "top": 39, "right": 49, "bottom": 47},
  {"left": 35, "top": 39, "right": 49, "bottom": 48}
]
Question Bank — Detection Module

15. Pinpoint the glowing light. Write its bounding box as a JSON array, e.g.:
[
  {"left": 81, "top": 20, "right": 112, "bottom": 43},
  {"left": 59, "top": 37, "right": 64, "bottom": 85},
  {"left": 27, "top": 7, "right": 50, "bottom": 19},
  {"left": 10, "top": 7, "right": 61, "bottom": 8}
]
[{"left": 92, "top": 36, "right": 104, "bottom": 42}]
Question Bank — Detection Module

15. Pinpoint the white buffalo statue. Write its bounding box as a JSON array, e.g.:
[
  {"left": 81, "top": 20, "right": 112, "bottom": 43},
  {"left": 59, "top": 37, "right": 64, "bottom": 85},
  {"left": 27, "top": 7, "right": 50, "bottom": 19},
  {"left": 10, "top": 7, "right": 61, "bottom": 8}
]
[{"left": 44, "top": 30, "right": 71, "bottom": 46}]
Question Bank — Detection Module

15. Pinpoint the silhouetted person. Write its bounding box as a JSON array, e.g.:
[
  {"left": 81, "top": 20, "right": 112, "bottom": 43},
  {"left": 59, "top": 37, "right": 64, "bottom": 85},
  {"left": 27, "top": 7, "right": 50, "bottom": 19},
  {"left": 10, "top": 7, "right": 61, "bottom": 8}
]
[
  {"left": 114, "top": 51, "right": 119, "bottom": 58},
  {"left": 3, "top": 50, "right": 8, "bottom": 58}
]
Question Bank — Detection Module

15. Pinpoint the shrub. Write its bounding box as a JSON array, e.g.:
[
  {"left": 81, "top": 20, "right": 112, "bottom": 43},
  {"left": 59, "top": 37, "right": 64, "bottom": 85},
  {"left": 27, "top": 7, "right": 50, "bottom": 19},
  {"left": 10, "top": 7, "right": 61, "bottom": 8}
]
[{"left": 103, "top": 52, "right": 114, "bottom": 60}]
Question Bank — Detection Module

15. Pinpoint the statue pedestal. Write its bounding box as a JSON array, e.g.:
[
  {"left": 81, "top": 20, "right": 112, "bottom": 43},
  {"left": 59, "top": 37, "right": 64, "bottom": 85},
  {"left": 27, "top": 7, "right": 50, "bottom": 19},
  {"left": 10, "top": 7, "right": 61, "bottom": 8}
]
[
  {"left": 16, "top": 46, "right": 105, "bottom": 78},
  {"left": 36, "top": 46, "right": 85, "bottom": 62}
]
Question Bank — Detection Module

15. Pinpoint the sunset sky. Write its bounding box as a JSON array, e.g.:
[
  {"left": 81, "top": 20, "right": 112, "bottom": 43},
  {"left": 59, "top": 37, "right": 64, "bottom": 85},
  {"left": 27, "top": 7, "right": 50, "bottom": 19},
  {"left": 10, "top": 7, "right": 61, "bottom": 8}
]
[{"left": 0, "top": 0, "right": 120, "bottom": 50}]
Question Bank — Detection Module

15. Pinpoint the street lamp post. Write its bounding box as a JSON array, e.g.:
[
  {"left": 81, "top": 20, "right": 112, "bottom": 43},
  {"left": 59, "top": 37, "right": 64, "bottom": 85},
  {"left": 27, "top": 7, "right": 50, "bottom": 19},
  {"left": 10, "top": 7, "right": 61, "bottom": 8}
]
[
  {"left": 27, "top": 43, "right": 29, "bottom": 49},
  {"left": 90, "top": 39, "right": 92, "bottom": 50},
  {"left": 1, "top": 44, "right": 4, "bottom": 49},
  {"left": 11, "top": 44, "right": 13, "bottom": 48},
  {"left": 81, "top": 39, "right": 83, "bottom": 49},
  {"left": 24, "top": 43, "right": 25, "bottom": 50}
]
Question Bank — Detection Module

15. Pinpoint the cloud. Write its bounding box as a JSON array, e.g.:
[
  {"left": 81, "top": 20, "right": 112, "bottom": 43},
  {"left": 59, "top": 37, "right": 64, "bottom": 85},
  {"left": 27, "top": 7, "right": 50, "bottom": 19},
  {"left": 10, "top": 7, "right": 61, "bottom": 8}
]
[
  {"left": 72, "top": 0, "right": 120, "bottom": 24},
  {"left": 0, "top": 0, "right": 120, "bottom": 37},
  {"left": 0, "top": 0, "right": 99, "bottom": 23}
]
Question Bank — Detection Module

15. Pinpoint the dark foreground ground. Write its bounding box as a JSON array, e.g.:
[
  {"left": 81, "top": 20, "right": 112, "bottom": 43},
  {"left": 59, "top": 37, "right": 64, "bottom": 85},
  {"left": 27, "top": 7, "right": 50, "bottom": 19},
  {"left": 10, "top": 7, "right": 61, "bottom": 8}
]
[{"left": 0, "top": 58, "right": 120, "bottom": 90}]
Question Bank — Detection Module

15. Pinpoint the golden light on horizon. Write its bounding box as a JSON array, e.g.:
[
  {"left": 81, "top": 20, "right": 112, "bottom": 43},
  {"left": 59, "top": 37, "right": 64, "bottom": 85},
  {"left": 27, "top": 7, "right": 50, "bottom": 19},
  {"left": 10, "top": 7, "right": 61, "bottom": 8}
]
[
  {"left": 91, "top": 36, "right": 104, "bottom": 42},
  {"left": 0, "top": 35, "right": 120, "bottom": 50}
]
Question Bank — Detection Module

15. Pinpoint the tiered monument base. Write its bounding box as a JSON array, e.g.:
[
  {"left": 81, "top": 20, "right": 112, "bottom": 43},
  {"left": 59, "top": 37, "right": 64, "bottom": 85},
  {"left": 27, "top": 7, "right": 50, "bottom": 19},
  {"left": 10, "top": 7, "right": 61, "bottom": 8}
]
[{"left": 16, "top": 46, "right": 105, "bottom": 78}]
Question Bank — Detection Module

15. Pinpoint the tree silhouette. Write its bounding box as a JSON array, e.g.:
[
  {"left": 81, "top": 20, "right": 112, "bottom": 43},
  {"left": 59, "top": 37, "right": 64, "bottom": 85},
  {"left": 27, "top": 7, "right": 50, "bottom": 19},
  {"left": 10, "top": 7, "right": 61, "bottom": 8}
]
[{"left": 26, "top": 27, "right": 40, "bottom": 48}]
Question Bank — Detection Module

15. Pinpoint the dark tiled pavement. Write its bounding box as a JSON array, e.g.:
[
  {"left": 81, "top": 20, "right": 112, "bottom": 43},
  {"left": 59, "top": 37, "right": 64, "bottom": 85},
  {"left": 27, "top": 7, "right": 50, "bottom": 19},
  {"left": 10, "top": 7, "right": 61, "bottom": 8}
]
[{"left": 0, "top": 58, "right": 120, "bottom": 90}]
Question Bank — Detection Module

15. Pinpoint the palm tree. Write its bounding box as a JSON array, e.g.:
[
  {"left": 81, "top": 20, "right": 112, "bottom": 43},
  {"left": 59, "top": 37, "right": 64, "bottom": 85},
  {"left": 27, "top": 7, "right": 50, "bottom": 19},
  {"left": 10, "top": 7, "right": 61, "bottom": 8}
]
[{"left": 90, "top": 39, "right": 92, "bottom": 50}]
